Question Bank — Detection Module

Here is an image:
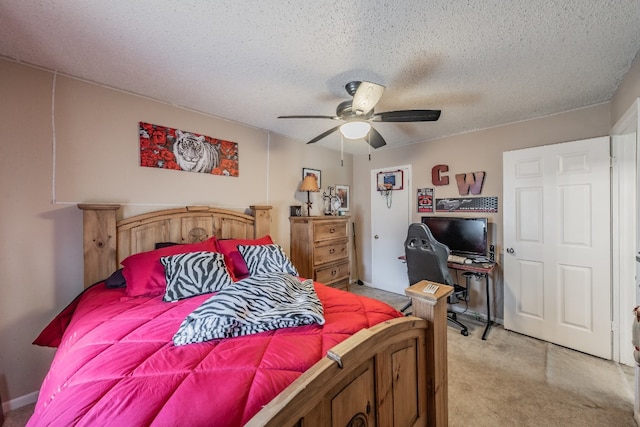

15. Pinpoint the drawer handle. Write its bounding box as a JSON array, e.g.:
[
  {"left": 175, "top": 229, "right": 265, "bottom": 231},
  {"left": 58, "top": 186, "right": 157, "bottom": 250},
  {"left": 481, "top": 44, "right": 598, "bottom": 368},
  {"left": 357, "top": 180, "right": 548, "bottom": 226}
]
[
  {"left": 329, "top": 248, "right": 335, "bottom": 254},
  {"left": 329, "top": 228, "right": 336, "bottom": 233},
  {"left": 331, "top": 269, "right": 337, "bottom": 276}
]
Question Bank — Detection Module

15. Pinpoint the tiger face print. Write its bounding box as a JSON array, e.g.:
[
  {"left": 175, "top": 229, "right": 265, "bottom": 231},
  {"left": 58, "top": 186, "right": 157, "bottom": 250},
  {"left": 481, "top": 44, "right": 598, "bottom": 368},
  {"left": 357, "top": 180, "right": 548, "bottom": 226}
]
[{"left": 173, "top": 130, "right": 220, "bottom": 173}]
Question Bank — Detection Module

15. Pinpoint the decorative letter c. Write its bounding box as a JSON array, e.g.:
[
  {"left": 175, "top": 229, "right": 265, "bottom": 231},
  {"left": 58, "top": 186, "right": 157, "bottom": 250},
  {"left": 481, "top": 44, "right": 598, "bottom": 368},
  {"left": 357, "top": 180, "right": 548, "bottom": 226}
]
[{"left": 432, "top": 164, "right": 449, "bottom": 186}]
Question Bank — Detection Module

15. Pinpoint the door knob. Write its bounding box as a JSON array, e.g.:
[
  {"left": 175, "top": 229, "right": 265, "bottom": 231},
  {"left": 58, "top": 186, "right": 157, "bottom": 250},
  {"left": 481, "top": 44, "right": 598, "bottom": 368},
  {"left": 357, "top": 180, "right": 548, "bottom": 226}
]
[
  {"left": 374, "top": 235, "right": 379, "bottom": 239},
  {"left": 506, "top": 247, "right": 515, "bottom": 254}
]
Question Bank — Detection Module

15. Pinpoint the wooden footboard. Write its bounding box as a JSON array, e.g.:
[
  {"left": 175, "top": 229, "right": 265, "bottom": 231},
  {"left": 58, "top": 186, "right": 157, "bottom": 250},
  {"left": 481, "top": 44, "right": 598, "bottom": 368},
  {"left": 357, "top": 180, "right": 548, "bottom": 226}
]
[{"left": 248, "top": 283, "right": 452, "bottom": 427}]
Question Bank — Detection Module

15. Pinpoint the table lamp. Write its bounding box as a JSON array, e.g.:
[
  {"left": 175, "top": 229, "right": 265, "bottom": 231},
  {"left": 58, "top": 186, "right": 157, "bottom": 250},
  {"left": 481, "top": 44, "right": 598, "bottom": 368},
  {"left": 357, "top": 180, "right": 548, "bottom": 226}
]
[{"left": 299, "top": 175, "right": 320, "bottom": 216}]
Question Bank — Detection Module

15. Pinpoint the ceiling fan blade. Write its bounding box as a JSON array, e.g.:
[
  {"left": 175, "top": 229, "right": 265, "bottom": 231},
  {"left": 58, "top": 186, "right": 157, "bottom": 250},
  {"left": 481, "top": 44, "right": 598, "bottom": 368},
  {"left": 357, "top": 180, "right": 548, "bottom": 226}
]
[
  {"left": 352, "top": 81, "right": 385, "bottom": 116},
  {"left": 367, "top": 127, "right": 387, "bottom": 149},
  {"left": 372, "top": 109, "right": 441, "bottom": 122},
  {"left": 278, "top": 115, "right": 339, "bottom": 120},
  {"left": 306, "top": 125, "right": 341, "bottom": 144}
]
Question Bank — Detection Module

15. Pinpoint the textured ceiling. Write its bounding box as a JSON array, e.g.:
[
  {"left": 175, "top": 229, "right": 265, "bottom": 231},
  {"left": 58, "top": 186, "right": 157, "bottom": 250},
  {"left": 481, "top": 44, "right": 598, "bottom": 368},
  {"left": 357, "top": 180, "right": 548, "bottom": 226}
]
[{"left": 2, "top": 1, "right": 640, "bottom": 154}]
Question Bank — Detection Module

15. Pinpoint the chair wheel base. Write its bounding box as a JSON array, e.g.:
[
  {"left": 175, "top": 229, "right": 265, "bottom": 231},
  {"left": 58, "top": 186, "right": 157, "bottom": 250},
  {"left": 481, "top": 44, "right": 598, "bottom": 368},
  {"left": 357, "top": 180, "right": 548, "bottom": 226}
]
[{"left": 448, "top": 312, "right": 469, "bottom": 337}]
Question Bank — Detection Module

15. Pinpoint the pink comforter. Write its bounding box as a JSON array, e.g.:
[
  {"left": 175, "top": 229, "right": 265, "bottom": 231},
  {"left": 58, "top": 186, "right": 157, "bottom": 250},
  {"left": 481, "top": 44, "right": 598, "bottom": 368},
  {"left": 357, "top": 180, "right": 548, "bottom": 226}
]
[{"left": 29, "top": 283, "right": 401, "bottom": 426}]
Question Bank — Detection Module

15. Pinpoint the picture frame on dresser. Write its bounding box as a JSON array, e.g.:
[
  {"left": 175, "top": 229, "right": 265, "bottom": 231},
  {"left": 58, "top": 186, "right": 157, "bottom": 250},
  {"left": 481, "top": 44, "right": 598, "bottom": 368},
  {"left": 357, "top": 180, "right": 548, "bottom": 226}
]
[{"left": 335, "top": 184, "right": 349, "bottom": 211}]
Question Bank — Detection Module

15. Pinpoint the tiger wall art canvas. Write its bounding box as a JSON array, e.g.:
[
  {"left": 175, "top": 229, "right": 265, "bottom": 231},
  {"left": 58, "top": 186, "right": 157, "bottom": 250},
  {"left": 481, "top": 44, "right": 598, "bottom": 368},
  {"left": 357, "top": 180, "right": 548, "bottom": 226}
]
[{"left": 139, "top": 122, "right": 239, "bottom": 176}]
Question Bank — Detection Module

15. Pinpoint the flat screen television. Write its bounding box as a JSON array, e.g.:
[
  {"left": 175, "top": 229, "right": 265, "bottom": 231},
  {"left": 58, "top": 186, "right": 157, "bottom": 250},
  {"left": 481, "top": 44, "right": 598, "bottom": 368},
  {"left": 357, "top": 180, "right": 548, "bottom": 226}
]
[{"left": 421, "top": 216, "right": 488, "bottom": 258}]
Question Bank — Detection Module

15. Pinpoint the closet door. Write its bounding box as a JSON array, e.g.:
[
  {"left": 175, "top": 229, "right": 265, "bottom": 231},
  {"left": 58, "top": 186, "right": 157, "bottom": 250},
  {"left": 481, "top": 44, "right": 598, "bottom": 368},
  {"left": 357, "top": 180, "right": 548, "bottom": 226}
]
[{"left": 503, "top": 137, "right": 611, "bottom": 359}]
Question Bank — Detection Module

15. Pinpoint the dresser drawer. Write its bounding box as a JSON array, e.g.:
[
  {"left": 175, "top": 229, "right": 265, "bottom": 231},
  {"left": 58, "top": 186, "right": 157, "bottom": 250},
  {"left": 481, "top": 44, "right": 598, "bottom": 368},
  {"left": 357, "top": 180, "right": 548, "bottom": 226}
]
[
  {"left": 315, "top": 260, "right": 349, "bottom": 285},
  {"left": 314, "top": 239, "right": 348, "bottom": 266},
  {"left": 313, "top": 220, "right": 348, "bottom": 242},
  {"left": 329, "top": 278, "right": 349, "bottom": 291}
]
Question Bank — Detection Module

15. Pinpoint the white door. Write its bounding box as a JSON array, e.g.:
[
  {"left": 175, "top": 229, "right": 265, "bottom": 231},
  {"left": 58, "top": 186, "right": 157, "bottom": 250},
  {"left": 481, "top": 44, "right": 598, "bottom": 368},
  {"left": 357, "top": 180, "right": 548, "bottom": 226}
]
[
  {"left": 371, "top": 165, "right": 411, "bottom": 294},
  {"left": 503, "top": 137, "right": 611, "bottom": 359}
]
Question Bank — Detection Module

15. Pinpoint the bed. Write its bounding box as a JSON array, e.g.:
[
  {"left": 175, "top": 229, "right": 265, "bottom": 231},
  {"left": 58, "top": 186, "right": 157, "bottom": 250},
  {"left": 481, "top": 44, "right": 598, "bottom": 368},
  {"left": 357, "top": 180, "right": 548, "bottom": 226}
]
[{"left": 29, "top": 204, "right": 451, "bottom": 426}]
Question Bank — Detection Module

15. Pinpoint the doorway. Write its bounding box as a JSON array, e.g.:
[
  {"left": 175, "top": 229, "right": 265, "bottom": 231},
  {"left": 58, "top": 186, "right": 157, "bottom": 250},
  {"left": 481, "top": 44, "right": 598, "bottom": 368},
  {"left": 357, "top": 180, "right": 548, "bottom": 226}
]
[{"left": 611, "top": 101, "right": 639, "bottom": 368}]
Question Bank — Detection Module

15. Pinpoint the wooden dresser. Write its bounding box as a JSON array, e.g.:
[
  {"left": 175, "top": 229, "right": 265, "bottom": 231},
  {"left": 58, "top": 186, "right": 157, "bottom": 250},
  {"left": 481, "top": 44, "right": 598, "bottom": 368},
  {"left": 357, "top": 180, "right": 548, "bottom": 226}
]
[{"left": 289, "top": 216, "right": 350, "bottom": 291}]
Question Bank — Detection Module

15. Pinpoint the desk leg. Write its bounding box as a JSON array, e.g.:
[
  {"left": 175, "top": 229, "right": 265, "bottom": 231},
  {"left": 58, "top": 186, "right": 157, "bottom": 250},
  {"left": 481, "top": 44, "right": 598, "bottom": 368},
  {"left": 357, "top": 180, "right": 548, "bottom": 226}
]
[{"left": 482, "top": 273, "right": 493, "bottom": 340}]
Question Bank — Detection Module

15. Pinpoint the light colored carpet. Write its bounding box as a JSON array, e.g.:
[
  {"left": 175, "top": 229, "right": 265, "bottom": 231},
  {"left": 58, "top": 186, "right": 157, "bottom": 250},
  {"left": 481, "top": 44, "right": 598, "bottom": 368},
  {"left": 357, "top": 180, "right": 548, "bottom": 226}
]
[
  {"left": 2, "top": 403, "right": 34, "bottom": 427},
  {"left": 5, "top": 284, "right": 635, "bottom": 426},
  {"left": 350, "top": 283, "right": 636, "bottom": 426}
]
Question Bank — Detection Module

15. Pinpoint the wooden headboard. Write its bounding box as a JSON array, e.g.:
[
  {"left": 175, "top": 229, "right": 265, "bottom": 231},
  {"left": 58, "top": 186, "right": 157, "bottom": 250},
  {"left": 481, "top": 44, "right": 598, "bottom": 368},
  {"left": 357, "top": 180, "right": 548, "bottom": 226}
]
[{"left": 77, "top": 204, "right": 272, "bottom": 287}]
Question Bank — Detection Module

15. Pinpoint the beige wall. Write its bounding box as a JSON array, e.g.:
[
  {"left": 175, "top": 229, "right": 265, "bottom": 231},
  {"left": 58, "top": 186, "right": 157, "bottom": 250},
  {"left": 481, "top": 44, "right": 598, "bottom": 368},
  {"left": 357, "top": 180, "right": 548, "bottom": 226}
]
[
  {"left": 0, "top": 58, "right": 352, "bottom": 406},
  {"left": 1, "top": 59, "right": 62, "bottom": 408},
  {"left": 352, "top": 104, "right": 612, "bottom": 320},
  {"left": 612, "top": 52, "right": 640, "bottom": 125},
  {"left": 3, "top": 45, "right": 640, "bottom": 408},
  {"left": 350, "top": 47, "right": 640, "bottom": 320}
]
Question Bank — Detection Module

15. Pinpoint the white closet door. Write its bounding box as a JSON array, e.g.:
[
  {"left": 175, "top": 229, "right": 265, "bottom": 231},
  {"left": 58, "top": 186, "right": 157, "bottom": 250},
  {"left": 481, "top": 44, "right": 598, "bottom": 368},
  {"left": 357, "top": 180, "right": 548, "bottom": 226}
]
[{"left": 503, "top": 137, "right": 611, "bottom": 359}]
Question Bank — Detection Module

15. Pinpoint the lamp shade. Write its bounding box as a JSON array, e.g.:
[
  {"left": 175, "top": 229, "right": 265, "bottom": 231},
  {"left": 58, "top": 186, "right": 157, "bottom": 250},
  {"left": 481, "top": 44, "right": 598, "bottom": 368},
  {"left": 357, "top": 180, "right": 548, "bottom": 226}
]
[
  {"left": 299, "top": 175, "right": 319, "bottom": 192},
  {"left": 340, "top": 121, "right": 371, "bottom": 139}
]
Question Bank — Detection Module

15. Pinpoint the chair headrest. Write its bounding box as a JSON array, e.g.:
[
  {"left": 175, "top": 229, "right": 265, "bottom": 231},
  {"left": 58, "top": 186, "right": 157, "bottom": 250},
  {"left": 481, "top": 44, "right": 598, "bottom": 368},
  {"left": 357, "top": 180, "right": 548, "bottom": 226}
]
[
  {"left": 404, "top": 223, "right": 453, "bottom": 285},
  {"left": 405, "top": 223, "right": 447, "bottom": 252}
]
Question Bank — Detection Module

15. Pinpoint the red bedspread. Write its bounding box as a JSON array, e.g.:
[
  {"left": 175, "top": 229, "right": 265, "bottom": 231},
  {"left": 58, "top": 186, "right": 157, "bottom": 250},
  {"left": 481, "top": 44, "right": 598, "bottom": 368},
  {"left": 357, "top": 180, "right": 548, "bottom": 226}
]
[{"left": 29, "top": 283, "right": 401, "bottom": 426}]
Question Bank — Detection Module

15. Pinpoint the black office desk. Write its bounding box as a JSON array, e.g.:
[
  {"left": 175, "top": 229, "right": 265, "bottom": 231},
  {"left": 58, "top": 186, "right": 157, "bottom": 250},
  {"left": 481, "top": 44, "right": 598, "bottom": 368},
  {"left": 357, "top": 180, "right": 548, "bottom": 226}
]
[{"left": 447, "top": 262, "right": 495, "bottom": 340}]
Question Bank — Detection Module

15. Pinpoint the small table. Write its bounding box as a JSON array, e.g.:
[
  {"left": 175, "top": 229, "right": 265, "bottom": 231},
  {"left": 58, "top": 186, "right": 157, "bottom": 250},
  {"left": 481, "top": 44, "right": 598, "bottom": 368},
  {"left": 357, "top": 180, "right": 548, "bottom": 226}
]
[{"left": 447, "top": 262, "right": 496, "bottom": 340}]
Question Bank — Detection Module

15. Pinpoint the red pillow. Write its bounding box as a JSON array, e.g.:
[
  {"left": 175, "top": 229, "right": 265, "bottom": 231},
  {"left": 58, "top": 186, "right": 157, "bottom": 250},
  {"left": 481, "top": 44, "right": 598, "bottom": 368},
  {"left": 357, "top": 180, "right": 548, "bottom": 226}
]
[
  {"left": 33, "top": 289, "right": 86, "bottom": 347},
  {"left": 216, "top": 235, "right": 273, "bottom": 281},
  {"left": 121, "top": 237, "right": 218, "bottom": 297}
]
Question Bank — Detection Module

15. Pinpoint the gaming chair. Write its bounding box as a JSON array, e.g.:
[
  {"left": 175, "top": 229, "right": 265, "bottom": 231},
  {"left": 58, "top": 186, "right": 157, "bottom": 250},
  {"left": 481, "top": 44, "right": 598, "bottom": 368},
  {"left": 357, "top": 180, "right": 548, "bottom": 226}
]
[{"left": 403, "top": 222, "right": 469, "bottom": 336}]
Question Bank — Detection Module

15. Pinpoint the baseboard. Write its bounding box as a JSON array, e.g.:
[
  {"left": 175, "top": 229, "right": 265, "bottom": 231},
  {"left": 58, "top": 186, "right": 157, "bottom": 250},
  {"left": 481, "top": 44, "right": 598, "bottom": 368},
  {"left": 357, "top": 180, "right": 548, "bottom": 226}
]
[{"left": 2, "top": 390, "right": 38, "bottom": 414}]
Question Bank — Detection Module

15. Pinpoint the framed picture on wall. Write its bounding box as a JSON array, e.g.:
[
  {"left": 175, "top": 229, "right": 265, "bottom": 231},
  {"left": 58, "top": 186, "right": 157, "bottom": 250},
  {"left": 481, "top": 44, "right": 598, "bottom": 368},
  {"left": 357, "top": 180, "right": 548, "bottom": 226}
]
[
  {"left": 139, "top": 122, "right": 239, "bottom": 177},
  {"left": 302, "top": 168, "right": 321, "bottom": 188},
  {"left": 417, "top": 188, "right": 434, "bottom": 213},
  {"left": 335, "top": 185, "right": 349, "bottom": 211}
]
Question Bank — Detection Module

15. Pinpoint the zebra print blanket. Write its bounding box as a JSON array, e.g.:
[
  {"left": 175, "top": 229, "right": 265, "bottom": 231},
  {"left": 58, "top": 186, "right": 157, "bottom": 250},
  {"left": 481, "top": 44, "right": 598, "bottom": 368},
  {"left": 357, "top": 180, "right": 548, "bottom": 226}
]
[{"left": 173, "top": 272, "right": 324, "bottom": 345}]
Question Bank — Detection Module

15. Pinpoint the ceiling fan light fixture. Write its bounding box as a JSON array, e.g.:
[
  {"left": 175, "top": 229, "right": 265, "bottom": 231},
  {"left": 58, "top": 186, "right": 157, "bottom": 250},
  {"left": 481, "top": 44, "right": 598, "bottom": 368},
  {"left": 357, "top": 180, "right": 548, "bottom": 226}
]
[
  {"left": 278, "top": 80, "right": 440, "bottom": 148},
  {"left": 340, "top": 121, "right": 371, "bottom": 139}
]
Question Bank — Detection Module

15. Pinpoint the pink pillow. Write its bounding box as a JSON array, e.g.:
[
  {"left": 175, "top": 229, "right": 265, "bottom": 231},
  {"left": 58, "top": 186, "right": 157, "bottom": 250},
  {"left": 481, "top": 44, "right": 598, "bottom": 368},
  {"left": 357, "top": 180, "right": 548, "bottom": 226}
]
[
  {"left": 121, "top": 237, "right": 218, "bottom": 297},
  {"left": 216, "top": 235, "right": 273, "bottom": 281}
]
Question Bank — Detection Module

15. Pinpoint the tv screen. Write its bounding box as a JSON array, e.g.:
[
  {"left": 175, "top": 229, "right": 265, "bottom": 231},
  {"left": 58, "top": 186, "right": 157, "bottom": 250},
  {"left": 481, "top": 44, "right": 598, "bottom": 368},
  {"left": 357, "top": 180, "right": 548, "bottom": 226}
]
[{"left": 421, "top": 216, "right": 488, "bottom": 258}]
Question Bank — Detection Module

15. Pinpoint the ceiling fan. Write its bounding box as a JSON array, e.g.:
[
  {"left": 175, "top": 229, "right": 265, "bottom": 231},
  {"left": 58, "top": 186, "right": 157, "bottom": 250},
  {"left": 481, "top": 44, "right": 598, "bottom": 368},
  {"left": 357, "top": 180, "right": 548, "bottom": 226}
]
[{"left": 278, "top": 81, "right": 441, "bottom": 149}]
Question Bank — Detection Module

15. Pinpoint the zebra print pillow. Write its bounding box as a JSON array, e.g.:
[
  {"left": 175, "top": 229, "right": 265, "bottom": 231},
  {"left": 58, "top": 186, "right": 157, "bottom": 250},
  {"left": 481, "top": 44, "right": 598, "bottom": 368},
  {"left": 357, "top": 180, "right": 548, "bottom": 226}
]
[
  {"left": 237, "top": 244, "right": 298, "bottom": 276},
  {"left": 160, "top": 251, "right": 233, "bottom": 302},
  {"left": 173, "top": 272, "right": 324, "bottom": 345}
]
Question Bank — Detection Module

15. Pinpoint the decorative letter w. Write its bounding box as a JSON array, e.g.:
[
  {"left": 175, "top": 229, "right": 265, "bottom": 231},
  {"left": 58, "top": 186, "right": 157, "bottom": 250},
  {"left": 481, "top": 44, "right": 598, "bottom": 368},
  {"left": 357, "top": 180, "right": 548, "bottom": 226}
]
[{"left": 455, "top": 172, "right": 485, "bottom": 195}]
